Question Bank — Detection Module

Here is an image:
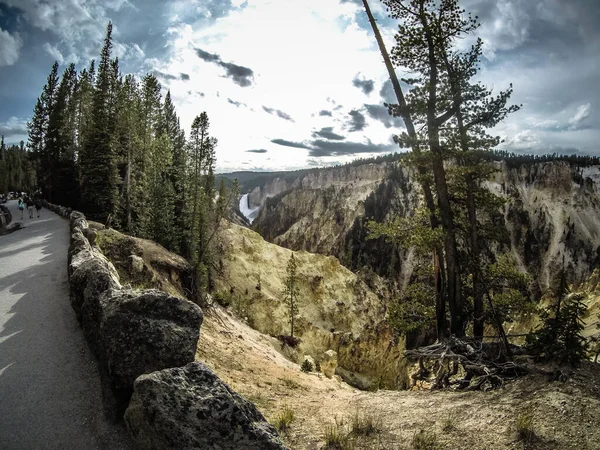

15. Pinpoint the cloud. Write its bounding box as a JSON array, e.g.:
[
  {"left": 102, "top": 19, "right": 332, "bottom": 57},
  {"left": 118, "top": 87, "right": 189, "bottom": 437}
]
[
  {"left": 195, "top": 47, "right": 254, "bottom": 87},
  {"left": 271, "top": 136, "right": 395, "bottom": 157},
  {"left": 568, "top": 103, "right": 591, "bottom": 129},
  {"left": 318, "top": 110, "right": 332, "bottom": 116},
  {"left": 180, "top": 73, "right": 190, "bottom": 80},
  {"left": 154, "top": 70, "right": 178, "bottom": 80},
  {"left": 271, "top": 139, "right": 311, "bottom": 149},
  {"left": 309, "top": 139, "right": 394, "bottom": 157},
  {"left": 0, "top": 27, "right": 22, "bottom": 66},
  {"left": 347, "top": 109, "right": 367, "bottom": 132},
  {"left": 352, "top": 74, "right": 374, "bottom": 95},
  {"left": 246, "top": 149, "right": 268, "bottom": 153},
  {"left": 0, "top": 116, "right": 28, "bottom": 139},
  {"left": 312, "top": 127, "right": 346, "bottom": 141},
  {"left": 262, "top": 106, "right": 294, "bottom": 122},
  {"left": 42, "top": 43, "right": 65, "bottom": 64},
  {"left": 228, "top": 98, "right": 247, "bottom": 107},
  {"left": 364, "top": 104, "right": 404, "bottom": 128}
]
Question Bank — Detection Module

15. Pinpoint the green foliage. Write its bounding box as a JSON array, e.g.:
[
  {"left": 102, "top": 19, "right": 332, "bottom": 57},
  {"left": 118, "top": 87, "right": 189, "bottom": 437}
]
[
  {"left": 300, "top": 359, "right": 313, "bottom": 373},
  {"left": 273, "top": 406, "right": 295, "bottom": 432},
  {"left": 411, "top": 429, "right": 441, "bottom": 450},
  {"left": 515, "top": 408, "right": 536, "bottom": 443},
  {"left": 282, "top": 253, "right": 300, "bottom": 338},
  {"left": 527, "top": 292, "right": 589, "bottom": 367}
]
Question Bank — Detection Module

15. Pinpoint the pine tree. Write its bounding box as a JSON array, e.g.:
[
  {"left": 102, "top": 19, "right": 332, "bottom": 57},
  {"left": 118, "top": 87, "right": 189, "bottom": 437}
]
[
  {"left": 79, "top": 22, "right": 119, "bottom": 221},
  {"left": 47, "top": 63, "right": 78, "bottom": 205},
  {"left": 163, "top": 91, "right": 187, "bottom": 253},
  {"left": 282, "top": 253, "right": 300, "bottom": 338}
]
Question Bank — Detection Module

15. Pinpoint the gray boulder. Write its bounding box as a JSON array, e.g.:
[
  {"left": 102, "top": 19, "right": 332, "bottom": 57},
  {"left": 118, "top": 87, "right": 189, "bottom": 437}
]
[
  {"left": 68, "top": 230, "right": 92, "bottom": 273},
  {"left": 69, "top": 211, "right": 88, "bottom": 233},
  {"left": 70, "top": 252, "right": 120, "bottom": 321},
  {"left": 98, "top": 289, "right": 203, "bottom": 419},
  {"left": 80, "top": 269, "right": 121, "bottom": 355},
  {"left": 125, "top": 362, "right": 288, "bottom": 450}
]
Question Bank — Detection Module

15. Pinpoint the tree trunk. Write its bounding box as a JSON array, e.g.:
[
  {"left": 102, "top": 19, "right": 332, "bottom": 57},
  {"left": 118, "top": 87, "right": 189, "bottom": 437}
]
[
  {"left": 362, "top": 0, "right": 448, "bottom": 339},
  {"left": 420, "top": 9, "right": 464, "bottom": 336}
]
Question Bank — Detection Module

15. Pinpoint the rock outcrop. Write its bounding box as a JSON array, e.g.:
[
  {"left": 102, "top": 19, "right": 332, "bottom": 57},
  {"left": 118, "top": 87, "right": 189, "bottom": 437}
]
[
  {"left": 125, "top": 362, "right": 289, "bottom": 450},
  {"left": 64, "top": 209, "right": 285, "bottom": 449},
  {"left": 66, "top": 211, "right": 203, "bottom": 420},
  {"left": 99, "top": 289, "right": 203, "bottom": 417}
]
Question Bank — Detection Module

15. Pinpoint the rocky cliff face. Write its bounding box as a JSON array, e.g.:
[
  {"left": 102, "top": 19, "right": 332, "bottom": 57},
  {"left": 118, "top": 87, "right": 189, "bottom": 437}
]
[{"left": 252, "top": 159, "right": 600, "bottom": 293}]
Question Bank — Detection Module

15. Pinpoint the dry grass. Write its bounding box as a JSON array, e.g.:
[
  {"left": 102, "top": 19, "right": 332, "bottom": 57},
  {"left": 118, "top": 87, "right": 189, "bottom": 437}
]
[
  {"left": 515, "top": 408, "right": 536, "bottom": 443},
  {"left": 273, "top": 405, "right": 295, "bottom": 432},
  {"left": 411, "top": 429, "right": 441, "bottom": 450}
]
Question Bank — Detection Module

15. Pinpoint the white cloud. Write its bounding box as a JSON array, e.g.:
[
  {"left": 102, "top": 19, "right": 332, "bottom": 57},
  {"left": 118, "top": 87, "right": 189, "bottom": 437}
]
[
  {"left": 157, "top": 0, "right": 399, "bottom": 172},
  {"left": 568, "top": 103, "right": 591, "bottom": 129},
  {"left": 0, "top": 116, "right": 29, "bottom": 142},
  {"left": 0, "top": 27, "right": 22, "bottom": 66},
  {"left": 42, "top": 43, "right": 65, "bottom": 64}
]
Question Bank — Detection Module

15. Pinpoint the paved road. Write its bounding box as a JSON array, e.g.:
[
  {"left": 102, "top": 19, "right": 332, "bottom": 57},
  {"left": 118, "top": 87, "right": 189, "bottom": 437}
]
[{"left": 0, "top": 200, "right": 132, "bottom": 450}]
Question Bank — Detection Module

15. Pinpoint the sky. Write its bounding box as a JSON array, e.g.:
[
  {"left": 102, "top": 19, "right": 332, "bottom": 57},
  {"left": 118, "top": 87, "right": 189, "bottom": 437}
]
[{"left": 0, "top": 0, "right": 598, "bottom": 172}]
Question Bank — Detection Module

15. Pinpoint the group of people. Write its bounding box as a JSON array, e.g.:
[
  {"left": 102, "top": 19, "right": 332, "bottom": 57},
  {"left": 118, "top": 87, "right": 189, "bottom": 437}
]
[{"left": 17, "top": 196, "right": 42, "bottom": 220}]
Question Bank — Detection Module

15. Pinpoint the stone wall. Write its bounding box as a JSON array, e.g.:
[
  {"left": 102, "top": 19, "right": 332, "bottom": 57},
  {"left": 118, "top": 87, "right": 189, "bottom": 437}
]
[{"left": 65, "top": 209, "right": 288, "bottom": 450}]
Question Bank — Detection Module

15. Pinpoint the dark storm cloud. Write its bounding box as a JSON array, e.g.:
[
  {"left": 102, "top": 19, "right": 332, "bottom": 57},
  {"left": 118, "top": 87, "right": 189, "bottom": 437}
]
[
  {"left": 312, "top": 127, "right": 346, "bottom": 141},
  {"left": 271, "top": 139, "right": 311, "bottom": 149},
  {"left": 319, "top": 110, "right": 332, "bottom": 116},
  {"left": 352, "top": 75, "right": 375, "bottom": 95},
  {"left": 246, "top": 149, "right": 268, "bottom": 154},
  {"left": 347, "top": 109, "right": 367, "bottom": 132},
  {"left": 308, "top": 140, "right": 394, "bottom": 157},
  {"left": 195, "top": 47, "right": 254, "bottom": 87},
  {"left": 364, "top": 104, "right": 404, "bottom": 129},
  {"left": 271, "top": 137, "right": 395, "bottom": 157},
  {"left": 262, "top": 106, "right": 294, "bottom": 122},
  {"left": 180, "top": 73, "right": 190, "bottom": 81}
]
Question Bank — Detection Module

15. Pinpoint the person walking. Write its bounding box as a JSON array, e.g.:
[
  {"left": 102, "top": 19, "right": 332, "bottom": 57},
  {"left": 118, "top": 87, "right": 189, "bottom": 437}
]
[
  {"left": 17, "top": 197, "right": 24, "bottom": 220},
  {"left": 26, "top": 197, "right": 34, "bottom": 219},
  {"left": 34, "top": 197, "right": 42, "bottom": 218}
]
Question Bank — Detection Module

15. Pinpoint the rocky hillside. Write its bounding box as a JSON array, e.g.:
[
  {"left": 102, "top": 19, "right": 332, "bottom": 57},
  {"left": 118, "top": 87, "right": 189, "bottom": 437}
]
[
  {"left": 248, "top": 159, "right": 600, "bottom": 294},
  {"left": 93, "top": 216, "right": 600, "bottom": 450}
]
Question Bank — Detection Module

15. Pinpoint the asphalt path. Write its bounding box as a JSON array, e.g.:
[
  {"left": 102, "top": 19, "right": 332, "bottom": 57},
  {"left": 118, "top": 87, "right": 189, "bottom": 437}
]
[{"left": 0, "top": 200, "right": 132, "bottom": 450}]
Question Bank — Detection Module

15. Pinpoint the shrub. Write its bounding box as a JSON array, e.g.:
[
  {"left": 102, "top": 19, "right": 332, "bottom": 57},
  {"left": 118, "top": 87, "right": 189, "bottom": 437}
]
[
  {"left": 273, "top": 406, "right": 295, "bottom": 432},
  {"left": 323, "top": 423, "right": 354, "bottom": 450},
  {"left": 441, "top": 415, "right": 457, "bottom": 432},
  {"left": 301, "top": 359, "right": 314, "bottom": 373},
  {"left": 349, "top": 409, "right": 381, "bottom": 437},
  {"left": 213, "top": 291, "right": 231, "bottom": 307},
  {"left": 515, "top": 409, "right": 535, "bottom": 443},
  {"left": 411, "top": 429, "right": 440, "bottom": 450}
]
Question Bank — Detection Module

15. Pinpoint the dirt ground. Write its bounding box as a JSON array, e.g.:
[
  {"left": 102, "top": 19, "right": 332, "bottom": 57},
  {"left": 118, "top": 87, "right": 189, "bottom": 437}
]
[{"left": 197, "top": 307, "right": 600, "bottom": 450}]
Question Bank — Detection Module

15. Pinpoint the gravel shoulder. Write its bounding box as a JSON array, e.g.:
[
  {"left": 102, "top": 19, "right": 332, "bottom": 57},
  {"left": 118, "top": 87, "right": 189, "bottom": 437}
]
[{"left": 0, "top": 200, "right": 132, "bottom": 450}]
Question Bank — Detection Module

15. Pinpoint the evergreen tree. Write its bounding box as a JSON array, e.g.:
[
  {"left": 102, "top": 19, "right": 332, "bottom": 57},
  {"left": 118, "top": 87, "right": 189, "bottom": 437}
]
[
  {"left": 163, "top": 91, "right": 187, "bottom": 253},
  {"left": 282, "top": 253, "right": 300, "bottom": 338},
  {"left": 79, "top": 22, "right": 119, "bottom": 221}
]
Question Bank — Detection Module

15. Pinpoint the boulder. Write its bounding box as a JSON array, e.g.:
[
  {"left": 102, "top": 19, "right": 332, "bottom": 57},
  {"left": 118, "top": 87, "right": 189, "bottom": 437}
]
[
  {"left": 68, "top": 230, "right": 92, "bottom": 272},
  {"left": 320, "top": 349, "right": 338, "bottom": 378},
  {"left": 98, "top": 289, "right": 203, "bottom": 419},
  {"left": 70, "top": 252, "right": 120, "bottom": 320},
  {"left": 80, "top": 268, "right": 121, "bottom": 355},
  {"left": 129, "top": 255, "right": 145, "bottom": 275},
  {"left": 83, "top": 227, "right": 98, "bottom": 246},
  {"left": 69, "top": 211, "right": 88, "bottom": 233},
  {"left": 125, "top": 362, "right": 288, "bottom": 450}
]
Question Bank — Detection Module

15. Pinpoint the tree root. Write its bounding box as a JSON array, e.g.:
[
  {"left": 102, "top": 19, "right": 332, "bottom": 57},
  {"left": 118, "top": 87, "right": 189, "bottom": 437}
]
[{"left": 405, "top": 336, "right": 529, "bottom": 391}]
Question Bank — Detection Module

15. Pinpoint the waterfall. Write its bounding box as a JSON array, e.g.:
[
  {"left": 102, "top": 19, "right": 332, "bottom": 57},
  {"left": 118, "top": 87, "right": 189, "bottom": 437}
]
[{"left": 239, "top": 193, "right": 260, "bottom": 224}]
